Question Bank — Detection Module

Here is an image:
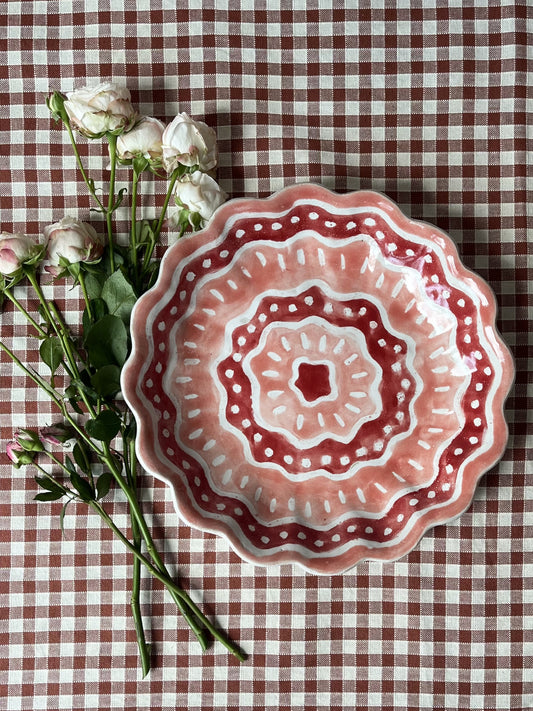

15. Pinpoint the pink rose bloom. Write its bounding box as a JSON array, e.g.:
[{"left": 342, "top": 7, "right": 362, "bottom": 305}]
[
  {"left": 170, "top": 171, "right": 227, "bottom": 228},
  {"left": 43, "top": 217, "right": 105, "bottom": 277},
  {"left": 162, "top": 113, "right": 218, "bottom": 173},
  {"left": 64, "top": 82, "right": 137, "bottom": 138},
  {"left": 117, "top": 116, "right": 165, "bottom": 163},
  {"left": 0, "top": 232, "right": 42, "bottom": 276}
]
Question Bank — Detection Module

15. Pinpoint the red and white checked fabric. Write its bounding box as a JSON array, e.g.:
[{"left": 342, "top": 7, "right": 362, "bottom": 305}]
[{"left": 0, "top": 2, "right": 531, "bottom": 710}]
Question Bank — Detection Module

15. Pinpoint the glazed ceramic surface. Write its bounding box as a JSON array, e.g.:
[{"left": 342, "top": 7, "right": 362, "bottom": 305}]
[{"left": 122, "top": 185, "right": 514, "bottom": 574}]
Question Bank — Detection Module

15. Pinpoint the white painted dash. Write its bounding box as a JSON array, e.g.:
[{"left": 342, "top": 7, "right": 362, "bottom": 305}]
[
  {"left": 210, "top": 289, "right": 225, "bottom": 302},
  {"left": 392, "top": 279, "right": 404, "bottom": 297},
  {"left": 351, "top": 371, "right": 368, "bottom": 379},
  {"left": 281, "top": 336, "right": 291, "bottom": 352},
  {"left": 333, "top": 338, "right": 345, "bottom": 354}
]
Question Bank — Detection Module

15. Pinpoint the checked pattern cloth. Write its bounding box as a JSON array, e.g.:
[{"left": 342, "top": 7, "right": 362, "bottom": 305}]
[{"left": 0, "top": 2, "right": 531, "bottom": 710}]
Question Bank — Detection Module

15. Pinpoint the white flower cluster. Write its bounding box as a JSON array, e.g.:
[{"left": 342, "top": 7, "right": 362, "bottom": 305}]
[{"left": 63, "top": 82, "right": 227, "bottom": 230}]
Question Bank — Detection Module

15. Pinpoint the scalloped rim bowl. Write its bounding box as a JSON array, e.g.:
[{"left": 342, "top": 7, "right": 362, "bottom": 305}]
[{"left": 122, "top": 184, "right": 514, "bottom": 574}]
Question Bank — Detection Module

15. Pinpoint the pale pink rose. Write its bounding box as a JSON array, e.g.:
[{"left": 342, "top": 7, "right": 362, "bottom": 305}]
[
  {"left": 162, "top": 113, "right": 218, "bottom": 173},
  {"left": 64, "top": 82, "right": 137, "bottom": 138},
  {"left": 43, "top": 217, "right": 105, "bottom": 276},
  {"left": 116, "top": 116, "right": 165, "bottom": 163},
  {"left": 170, "top": 171, "right": 227, "bottom": 228},
  {"left": 0, "top": 232, "right": 41, "bottom": 276},
  {"left": 6, "top": 441, "right": 35, "bottom": 467}
]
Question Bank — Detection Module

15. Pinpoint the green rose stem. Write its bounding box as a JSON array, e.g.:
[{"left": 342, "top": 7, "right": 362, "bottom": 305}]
[
  {"left": 37, "top": 444, "right": 241, "bottom": 660},
  {"left": 62, "top": 117, "right": 105, "bottom": 213},
  {"left": 123, "top": 432, "right": 151, "bottom": 677},
  {"left": 106, "top": 133, "right": 118, "bottom": 273},
  {"left": 77, "top": 270, "right": 93, "bottom": 322},
  {"left": 2, "top": 287, "right": 47, "bottom": 338},
  {"left": 0, "top": 337, "right": 241, "bottom": 659},
  {"left": 40, "top": 447, "right": 151, "bottom": 676},
  {"left": 141, "top": 167, "right": 181, "bottom": 276},
  {"left": 88, "top": 499, "right": 244, "bottom": 659},
  {"left": 6, "top": 271, "right": 210, "bottom": 663},
  {"left": 99, "top": 440, "right": 211, "bottom": 650},
  {"left": 0, "top": 341, "right": 103, "bottom": 455},
  {"left": 24, "top": 268, "right": 98, "bottom": 418},
  {"left": 130, "top": 164, "right": 141, "bottom": 286}
]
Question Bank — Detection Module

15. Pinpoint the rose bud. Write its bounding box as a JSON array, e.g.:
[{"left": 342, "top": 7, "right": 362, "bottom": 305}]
[
  {"left": 40, "top": 423, "right": 75, "bottom": 448},
  {"left": 15, "top": 428, "right": 45, "bottom": 453},
  {"left": 6, "top": 441, "right": 36, "bottom": 468},
  {"left": 116, "top": 116, "right": 165, "bottom": 165},
  {"left": 170, "top": 171, "right": 227, "bottom": 230},
  {"left": 162, "top": 113, "right": 218, "bottom": 174},
  {"left": 0, "top": 232, "right": 43, "bottom": 277},
  {"left": 63, "top": 82, "right": 137, "bottom": 139},
  {"left": 42, "top": 217, "right": 105, "bottom": 277}
]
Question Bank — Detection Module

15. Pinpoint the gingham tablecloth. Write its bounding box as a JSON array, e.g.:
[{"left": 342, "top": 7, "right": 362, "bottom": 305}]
[{"left": 0, "top": 2, "right": 531, "bottom": 710}]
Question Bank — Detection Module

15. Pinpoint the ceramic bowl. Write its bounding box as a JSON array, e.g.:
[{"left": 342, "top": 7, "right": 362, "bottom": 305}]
[{"left": 121, "top": 184, "right": 514, "bottom": 574}]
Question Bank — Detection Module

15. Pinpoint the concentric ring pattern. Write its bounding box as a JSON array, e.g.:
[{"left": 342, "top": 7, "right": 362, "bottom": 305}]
[{"left": 122, "top": 185, "right": 514, "bottom": 574}]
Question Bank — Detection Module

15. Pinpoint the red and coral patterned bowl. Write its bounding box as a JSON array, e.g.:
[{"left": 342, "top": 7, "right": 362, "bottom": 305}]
[{"left": 122, "top": 184, "right": 514, "bottom": 574}]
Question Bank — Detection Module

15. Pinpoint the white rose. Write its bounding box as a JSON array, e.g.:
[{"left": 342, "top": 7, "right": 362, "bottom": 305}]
[
  {"left": 116, "top": 116, "right": 165, "bottom": 163},
  {"left": 162, "top": 113, "right": 218, "bottom": 173},
  {"left": 0, "top": 232, "right": 42, "bottom": 276},
  {"left": 43, "top": 217, "right": 105, "bottom": 276},
  {"left": 171, "top": 171, "right": 227, "bottom": 229},
  {"left": 64, "top": 82, "right": 137, "bottom": 138}
]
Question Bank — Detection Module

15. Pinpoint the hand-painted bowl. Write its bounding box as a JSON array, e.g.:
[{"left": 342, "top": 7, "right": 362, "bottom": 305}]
[{"left": 122, "top": 184, "right": 514, "bottom": 574}]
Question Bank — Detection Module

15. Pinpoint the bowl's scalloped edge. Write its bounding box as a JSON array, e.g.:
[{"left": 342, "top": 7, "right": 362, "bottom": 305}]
[{"left": 121, "top": 183, "right": 515, "bottom": 575}]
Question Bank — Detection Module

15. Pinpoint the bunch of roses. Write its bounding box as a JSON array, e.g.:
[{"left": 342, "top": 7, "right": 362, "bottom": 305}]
[
  {"left": 50, "top": 81, "right": 227, "bottom": 231},
  {"left": 0, "top": 81, "right": 243, "bottom": 675}
]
